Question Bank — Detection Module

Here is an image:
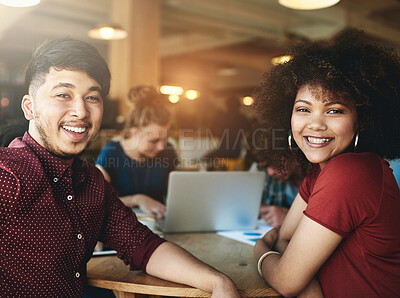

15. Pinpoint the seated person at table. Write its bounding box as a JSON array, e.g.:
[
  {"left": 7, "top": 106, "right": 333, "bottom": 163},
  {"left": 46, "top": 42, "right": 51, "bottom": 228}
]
[
  {"left": 202, "top": 96, "right": 251, "bottom": 164},
  {"left": 254, "top": 30, "right": 400, "bottom": 297},
  {"left": 251, "top": 161, "right": 302, "bottom": 227},
  {"left": 247, "top": 129, "right": 303, "bottom": 227},
  {"left": 96, "top": 86, "right": 176, "bottom": 218},
  {"left": 0, "top": 38, "right": 239, "bottom": 297}
]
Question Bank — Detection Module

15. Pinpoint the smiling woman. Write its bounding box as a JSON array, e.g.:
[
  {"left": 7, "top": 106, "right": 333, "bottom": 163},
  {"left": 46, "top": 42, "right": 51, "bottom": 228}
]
[
  {"left": 291, "top": 84, "right": 358, "bottom": 168},
  {"left": 253, "top": 30, "right": 400, "bottom": 297},
  {"left": 95, "top": 85, "right": 178, "bottom": 219}
]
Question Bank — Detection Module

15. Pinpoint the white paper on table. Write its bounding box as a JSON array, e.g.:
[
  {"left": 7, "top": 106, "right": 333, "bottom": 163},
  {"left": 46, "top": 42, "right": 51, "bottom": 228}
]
[{"left": 217, "top": 220, "right": 273, "bottom": 246}]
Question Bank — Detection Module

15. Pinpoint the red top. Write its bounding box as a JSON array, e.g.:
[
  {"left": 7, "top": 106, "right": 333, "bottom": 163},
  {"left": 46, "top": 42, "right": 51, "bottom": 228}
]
[
  {"left": 0, "top": 132, "right": 165, "bottom": 297},
  {"left": 299, "top": 152, "right": 400, "bottom": 298}
]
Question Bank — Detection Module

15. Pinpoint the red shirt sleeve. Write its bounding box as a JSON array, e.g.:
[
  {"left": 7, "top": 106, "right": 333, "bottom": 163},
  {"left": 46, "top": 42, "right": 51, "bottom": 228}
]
[
  {"left": 298, "top": 164, "right": 320, "bottom": 203},
  {"left": 0, "top": 166, "right": 19, "bottom": 231},
  {"left": 303, "top": 153, "right": 383, "bottom": 237},
  {"left": 100, "top": 181, "right": 166, "bottom": 270}
]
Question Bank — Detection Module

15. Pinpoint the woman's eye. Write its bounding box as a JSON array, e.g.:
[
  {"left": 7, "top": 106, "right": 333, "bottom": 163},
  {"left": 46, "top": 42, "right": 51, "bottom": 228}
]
[
  {"left": 296, "top": 107, "right": 309, "bottom": 113},
  {"left": 327, "top": 109, "right": 344, "bottom": 114}
]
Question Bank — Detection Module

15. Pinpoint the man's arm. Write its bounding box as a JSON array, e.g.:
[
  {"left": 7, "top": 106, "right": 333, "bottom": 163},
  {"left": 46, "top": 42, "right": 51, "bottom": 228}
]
[
  {"left": 0, "top": 167, "right": 19, "bottom": 230},
  {"left": 146, "top": 242, "right": 240, "bottom": 297}
]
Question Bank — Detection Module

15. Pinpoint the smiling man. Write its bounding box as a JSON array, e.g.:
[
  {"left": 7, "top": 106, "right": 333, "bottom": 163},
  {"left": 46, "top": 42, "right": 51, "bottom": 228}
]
[{"left": 0, "top": 38, "right": 239, "bottom": 297}]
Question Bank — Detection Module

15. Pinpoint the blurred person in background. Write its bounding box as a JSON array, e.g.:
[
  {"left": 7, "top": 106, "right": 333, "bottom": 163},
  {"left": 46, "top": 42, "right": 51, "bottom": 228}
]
[
  {"left": 202, "top": 96, "right": 251, "bottom": 168},
  {"left": 96, "top": 85, "right": 177, "bottom": 219},
  {"left": 247, "top": 126, "right": 303, "bottom": 227}
]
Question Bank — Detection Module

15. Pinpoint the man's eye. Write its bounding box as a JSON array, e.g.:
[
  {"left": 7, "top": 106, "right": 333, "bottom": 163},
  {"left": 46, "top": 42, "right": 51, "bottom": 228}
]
[
  {"left": 57, "top": 94, "right": 70, "bottom": 99},
  {"left": 86, "top": 96, "right": 101, "bottom": 102}
]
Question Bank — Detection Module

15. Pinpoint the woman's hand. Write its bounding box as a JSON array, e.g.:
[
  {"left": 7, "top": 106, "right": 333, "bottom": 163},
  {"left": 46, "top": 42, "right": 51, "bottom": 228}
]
[
  {"left": 254, "top": 226, "right": 280, "bottom": 260},
  {"left": 120, "top": 194, "right": 166, "bottom": 218},
  {"left": 137, "top": 194, "right": 166, "bottom": 218}
]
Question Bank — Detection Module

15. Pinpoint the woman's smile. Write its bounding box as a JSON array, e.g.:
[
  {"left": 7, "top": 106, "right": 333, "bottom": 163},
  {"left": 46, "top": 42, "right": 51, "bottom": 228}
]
[
  {"left": 304, "top": 136, "right": 333, "bottom": 147},
  {"left": 291, "top": 85, "right": 358, "bottom": 169}
]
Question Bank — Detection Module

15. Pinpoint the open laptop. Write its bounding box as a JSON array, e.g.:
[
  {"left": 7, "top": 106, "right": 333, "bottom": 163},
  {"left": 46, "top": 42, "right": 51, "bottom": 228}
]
[{"left": 156, "top": 171, "right": 266, "bottom": 233}]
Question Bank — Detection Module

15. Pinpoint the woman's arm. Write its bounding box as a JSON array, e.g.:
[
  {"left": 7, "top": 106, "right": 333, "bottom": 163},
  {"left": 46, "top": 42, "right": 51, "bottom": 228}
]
[
  {"left": 255, "top": 216, "right": 342, "bottom": 297},
  {"left": 95, "top": 164, "right": 166, "bottom": 218},
  {"left": 274, "top": 193, "right": 308, "bottom": 252},
  {"left": 95, "top": 164, "right": 111, "bottom": 182},
  {"left": 119, "top": 193, "right": 166, "bottom": 218}
]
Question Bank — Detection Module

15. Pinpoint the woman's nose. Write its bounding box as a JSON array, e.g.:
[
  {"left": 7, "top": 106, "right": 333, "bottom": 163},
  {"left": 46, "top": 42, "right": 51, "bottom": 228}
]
[{"left": 307, "top": 114, "right": 327, "bottom": 131}]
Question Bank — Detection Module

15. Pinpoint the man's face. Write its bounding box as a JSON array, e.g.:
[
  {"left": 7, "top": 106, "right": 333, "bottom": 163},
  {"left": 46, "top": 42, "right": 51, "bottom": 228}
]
[{"left": 22, "top": 68, "right": 104, "bottom": 164}]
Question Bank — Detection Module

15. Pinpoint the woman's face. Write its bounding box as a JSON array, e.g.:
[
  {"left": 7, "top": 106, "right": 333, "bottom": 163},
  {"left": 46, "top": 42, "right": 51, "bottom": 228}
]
[
  {"left": 132, "top": 123, "right": 169, "bottom": 159},
  {"left": 291, "top": 85, "right": 358, "bottom": 169}
]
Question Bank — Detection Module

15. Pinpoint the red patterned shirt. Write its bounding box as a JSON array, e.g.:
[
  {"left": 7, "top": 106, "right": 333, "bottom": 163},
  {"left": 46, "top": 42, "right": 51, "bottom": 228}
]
[{"left": 0, "top": 132, "right": 165, "bottom": 297}]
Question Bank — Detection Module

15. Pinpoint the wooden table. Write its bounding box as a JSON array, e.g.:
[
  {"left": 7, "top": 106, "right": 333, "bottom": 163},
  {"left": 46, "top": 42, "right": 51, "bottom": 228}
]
[{"left": 87, "top": 233, "right": 280, "bottom": 297}]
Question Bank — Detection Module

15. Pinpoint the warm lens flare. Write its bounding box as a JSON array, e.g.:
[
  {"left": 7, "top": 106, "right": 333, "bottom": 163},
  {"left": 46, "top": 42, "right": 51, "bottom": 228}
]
[
  {"left": 185, "top": 90, "right": 198, "bottom": 100},
  {"left": 242, "top": 96, "right": 254, "bottom": 106},
  {"left": 168, "top": 94, "right": 180, "bottom": 103}
]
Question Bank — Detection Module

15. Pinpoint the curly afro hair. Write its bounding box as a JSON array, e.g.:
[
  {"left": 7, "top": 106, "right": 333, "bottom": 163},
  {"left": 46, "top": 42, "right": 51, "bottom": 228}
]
[{"left": 255, "top": 30, "right": 400, "bottom": 174}]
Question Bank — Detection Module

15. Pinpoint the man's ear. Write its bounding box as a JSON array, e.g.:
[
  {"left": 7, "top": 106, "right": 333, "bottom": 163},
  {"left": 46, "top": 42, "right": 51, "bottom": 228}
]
[{"left": 21, "top": 95, "right": 34, "bottom": 120}]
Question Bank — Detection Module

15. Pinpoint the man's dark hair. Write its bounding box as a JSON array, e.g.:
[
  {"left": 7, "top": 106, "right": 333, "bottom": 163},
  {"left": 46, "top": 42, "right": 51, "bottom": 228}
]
[
  {"left": 25, "top": 38, "right": 111, "bottom": 98},
  {"left": 255, "top": 30, "right": 400, "bottom": 174}
]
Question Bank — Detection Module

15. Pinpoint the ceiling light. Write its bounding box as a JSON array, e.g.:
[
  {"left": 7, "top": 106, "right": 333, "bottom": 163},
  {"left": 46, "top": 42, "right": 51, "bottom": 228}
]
[
  {"left": 0, "top": 0, "right": 40, "bottom": 7},
  {"left": 185, "top": 90, "right": 199, "bottom": 100},
  {"left": 271, "top": 55, "right": 292, "bottom": 65},
  {"left": 168, "top": 95, "right": 180, "bottom": 103},
  {"left": 218, "top": 67, "right": 238, "bottom": 76},
  {"left": 242, "top": 96, "right": 254, "bottom": 106},
  {"left": 88, "top": 24, "right": 127, "bottom": 40},
  {"left": 278, "top": 0, "right": 340, "bottom": 10},
  {"left": 160, "top": 85, "right": 184, "bottom": 96}
]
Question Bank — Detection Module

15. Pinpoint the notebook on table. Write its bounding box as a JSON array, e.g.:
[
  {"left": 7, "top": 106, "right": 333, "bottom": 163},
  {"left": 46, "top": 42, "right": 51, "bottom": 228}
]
[{"left": 156, "top": 171, "right": 266, "bottom": 233}]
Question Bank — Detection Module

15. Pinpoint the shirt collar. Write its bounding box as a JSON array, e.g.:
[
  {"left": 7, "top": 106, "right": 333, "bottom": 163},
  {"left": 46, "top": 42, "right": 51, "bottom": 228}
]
[{"left": 21, "top": 132, "right": 87, "bottom": 184}]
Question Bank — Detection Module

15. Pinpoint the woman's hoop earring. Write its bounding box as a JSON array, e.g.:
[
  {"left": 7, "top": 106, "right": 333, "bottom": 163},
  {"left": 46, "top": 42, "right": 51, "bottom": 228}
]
[
  {"left": 354, "top": 132, "right": 359, "bottom": 152},
  {"left": 288, "top": 131, "right": 293, "bottom": 153}
]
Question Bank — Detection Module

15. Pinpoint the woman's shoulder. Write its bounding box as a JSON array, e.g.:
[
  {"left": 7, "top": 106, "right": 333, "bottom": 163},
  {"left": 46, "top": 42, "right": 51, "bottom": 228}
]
[
  {"left": 327, "top": 152, "right": 382, "bottom": 169},
  {"left": 100, "top": 141, "right": 122, "bottom": 153},
  {"left": 97, "top": 141, "right": 123, "bottom": 162},
  {"left": 322, "top": 152, "right": 385, "bottom": 183}
]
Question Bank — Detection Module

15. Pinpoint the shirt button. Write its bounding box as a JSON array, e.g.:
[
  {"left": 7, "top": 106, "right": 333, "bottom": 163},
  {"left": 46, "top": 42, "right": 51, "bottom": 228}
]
[
  {"left": 53, "top": 177, "right": 58, "bottom": 183},
  {"left": 67, "top": 195, "right": 73, "bottom": 201},
  {"left": 75, "top": 272, "right": 80, "bottom": 278},
  {"left": 77, "top": 234, "right": 83, "bottom": 240}
]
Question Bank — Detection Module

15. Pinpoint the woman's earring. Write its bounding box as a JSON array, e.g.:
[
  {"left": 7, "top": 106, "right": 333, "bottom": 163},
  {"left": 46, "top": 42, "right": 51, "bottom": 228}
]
[
  {"left": 354, "top": 132, "right": 359, "bottom": 152},
  {"left": 288, "top": 131, "right": 293, "bottom": 153}
]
